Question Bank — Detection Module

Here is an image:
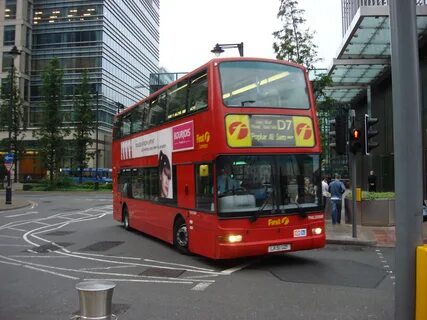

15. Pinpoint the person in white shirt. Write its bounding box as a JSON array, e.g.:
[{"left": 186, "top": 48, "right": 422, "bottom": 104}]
[{"left": 321, "top": 177, "right": 329, "bottom": 209}]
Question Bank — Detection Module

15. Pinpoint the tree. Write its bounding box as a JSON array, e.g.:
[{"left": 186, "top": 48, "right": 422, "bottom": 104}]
[
  {"left": 273, "top": 0, "right": 333, "bottom": 102},
  {"left": 34, "top": 58, "right": 69, "bottom": 184},
  {"left": 72, "top": 70, "right": 95, "bottom": 184},
  {"left": 0, "top": 67, "right": 27, "bottom": 182},
  {"left": 273, "top": 0, "right": 320, "bottom": 70}
]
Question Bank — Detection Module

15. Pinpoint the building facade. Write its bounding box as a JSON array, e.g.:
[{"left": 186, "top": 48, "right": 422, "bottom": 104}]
[
  {"left": 326, "top": 0, "right": 427, "bottom": 197},
  {"left": 0, "top": 0, "right": 159, "bottom": 178}
]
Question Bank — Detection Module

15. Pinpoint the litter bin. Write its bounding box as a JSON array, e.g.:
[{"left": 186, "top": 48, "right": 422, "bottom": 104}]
[{"left": 75, "top": 280, "right": 116, "bottom": 320}]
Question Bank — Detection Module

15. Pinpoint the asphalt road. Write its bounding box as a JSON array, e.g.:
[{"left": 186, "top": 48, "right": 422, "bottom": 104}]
[{"left": 0, "top": 192, "right": 395, "bottom": 320}]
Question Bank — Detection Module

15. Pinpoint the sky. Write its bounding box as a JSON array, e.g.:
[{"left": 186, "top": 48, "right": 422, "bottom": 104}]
[{"left": 159, "top": 0, "right": 343, "bottom": 73}]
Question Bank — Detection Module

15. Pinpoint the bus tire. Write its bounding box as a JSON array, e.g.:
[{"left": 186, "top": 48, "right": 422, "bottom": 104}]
[
  {"left": 173, "top": 217, "right": 189, "bottom": 254},
  {"left": 122, "top": 206, "right": 130, "bottom": 230}
]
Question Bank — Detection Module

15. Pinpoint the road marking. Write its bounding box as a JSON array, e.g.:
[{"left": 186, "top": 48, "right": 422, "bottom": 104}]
[
  {"left": 83, "top": 278, "right": 193, "bottom": 284},
  {"left": 191, "top": 282, "right": 212, "bottom": 291},
  {"left": 0, "top": 244, "right": 31, "bottom": 247},
  {"left": 23, "top": 265, "right": 79, "bottom": 280},
  {"left": 0, "top": 235, "right": 20, "bottom": 239},
  {"left": 0, "top": 260, "right": 21, "bottom": 266},
  {"left": 9, "top": 255, "right": 70, "bottom": 258},
  {"left": 220, "top": 260, "right": 260, "bottom": 275},
  {"left": 144, "top": 258, "right": 215, "bottom": 272},
  {"left": 76, "top": 252, "right": 142, "bottom": 260},
  {"left": 6, "top": 211, "right": 39, "bottom": 218},
  {"left": 8, "top": 227, "right": 27, "bottom": 232}
]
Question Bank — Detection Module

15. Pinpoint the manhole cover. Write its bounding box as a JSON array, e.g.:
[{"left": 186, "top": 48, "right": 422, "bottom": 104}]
[
  {"left": 28, "top": 242, "right": 73, "bottom": 253},
  {"left": 80, "top": 241, "right": 124, "bottom": 252},
  {"left": 140, "top": 268, "right": 185, "bottom": 278}
]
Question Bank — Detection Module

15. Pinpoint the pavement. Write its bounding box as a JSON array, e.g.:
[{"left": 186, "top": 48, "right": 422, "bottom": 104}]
[{"left": 0, "top": 190, "right": 405, "bottom": 248}]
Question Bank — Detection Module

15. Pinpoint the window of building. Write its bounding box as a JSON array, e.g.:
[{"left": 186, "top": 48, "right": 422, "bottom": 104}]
[
  {"left": 5, "top": 0, "right": 16, "bottom": 20},
  {"left": 4, "top": 25, "right": 15, "bottom": 45},
  {"left": 24, "top": 79, "right": 30, "bottom": 102},
  {"left": 2, "top": 54, "right": 13, "bottom": 72}
]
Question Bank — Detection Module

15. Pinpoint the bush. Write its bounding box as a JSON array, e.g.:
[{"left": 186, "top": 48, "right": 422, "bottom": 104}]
[
  {"left": 346, "top": 191, "right": 395, "bottom": 200},
  {"left": 22, "top": 184, "right": 33, "bottom": 191}
]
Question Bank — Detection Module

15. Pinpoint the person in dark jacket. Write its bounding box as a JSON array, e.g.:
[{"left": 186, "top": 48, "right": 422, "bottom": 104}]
[{"left": 328, "top": 174, "right": 346, "bottom": 224}]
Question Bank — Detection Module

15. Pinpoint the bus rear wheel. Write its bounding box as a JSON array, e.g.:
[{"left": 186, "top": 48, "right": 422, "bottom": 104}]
[
  {"left": 173, "top": 218, "right": 188, "bottom": 254},
  {"left": 122, "top": 206, "right": 130, "bottom": 230}
]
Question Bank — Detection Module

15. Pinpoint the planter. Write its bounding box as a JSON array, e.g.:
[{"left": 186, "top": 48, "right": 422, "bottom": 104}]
[{"left": 344, "top": 198, "right": 395, "bottom": 227}]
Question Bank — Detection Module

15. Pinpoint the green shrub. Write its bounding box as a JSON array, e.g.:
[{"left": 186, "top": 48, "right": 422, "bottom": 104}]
[{"left": 346, "top": 191, "right": 395, "bottom": 200}]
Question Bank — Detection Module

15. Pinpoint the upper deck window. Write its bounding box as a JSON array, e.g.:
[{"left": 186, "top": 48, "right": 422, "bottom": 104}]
[{"left": 219, "top": 61, "right": 310, "bottom": 109}]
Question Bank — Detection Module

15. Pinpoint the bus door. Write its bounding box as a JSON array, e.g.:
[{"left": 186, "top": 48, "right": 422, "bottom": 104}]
[
  {"left": 116, "top": 169, "right": 132, "bottom": 217},
  {"left": 189, "top": 163, "right": 216, "bottom": 257},
  {"left": 176, "top": 164, "right": 195, "bottom": 210}
]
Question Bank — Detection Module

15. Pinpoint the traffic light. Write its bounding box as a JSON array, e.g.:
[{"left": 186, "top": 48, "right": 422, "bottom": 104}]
[
  {"left": 349, "top": 126, "right": 363, "bottom": 154},
  {"left": 364, "top": 114, "right": 379, "bottom": 155},
  {"left": 329, "top": 115, "right": 346, "bottom": 155}
]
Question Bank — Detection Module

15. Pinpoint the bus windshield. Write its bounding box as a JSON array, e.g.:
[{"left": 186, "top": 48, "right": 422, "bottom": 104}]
[
  {"left": 216, "top": 155, "right": 321, "bottom": 218},
  {"left": 219, "top": 61, "right": 310, "bottom": 109}
]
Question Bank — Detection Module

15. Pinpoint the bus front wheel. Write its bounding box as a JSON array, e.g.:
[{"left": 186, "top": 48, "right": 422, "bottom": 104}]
[
  {"left": 173, "top": 217, "right": 188, "bottom": 254},
  {"left": 122, "top": 206, "right": 130, "bottom": 230}
]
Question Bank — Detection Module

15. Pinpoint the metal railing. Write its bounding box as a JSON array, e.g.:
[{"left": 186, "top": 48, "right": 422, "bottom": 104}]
[{"left": 342, "top": 0, "right": 427, "bottom": 35}]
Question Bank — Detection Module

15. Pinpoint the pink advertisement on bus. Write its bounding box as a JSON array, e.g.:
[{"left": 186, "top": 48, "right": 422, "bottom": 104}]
[{"left": 172, "top": 121, "right": 194, "bottom": 152}]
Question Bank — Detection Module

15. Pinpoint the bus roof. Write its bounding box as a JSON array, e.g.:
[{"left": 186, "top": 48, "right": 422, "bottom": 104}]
[{"left": 114, "top": 57, "right": 307, "bottom": 119}]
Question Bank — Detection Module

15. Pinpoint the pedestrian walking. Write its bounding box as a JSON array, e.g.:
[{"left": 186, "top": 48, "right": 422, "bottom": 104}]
[
  {"left": 368, "top": 170, "right": 377, "bottom": 192},
  {"left": 321, "top": 177, "right": 329, "bottom": 209},
  {"left": 328, "top": 173, "right": 346, "bottom": 224}
]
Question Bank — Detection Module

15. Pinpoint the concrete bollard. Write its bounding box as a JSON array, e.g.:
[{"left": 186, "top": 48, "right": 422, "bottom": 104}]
[{"left": 75, "top": 280, "right": 116, "bottom": 320}]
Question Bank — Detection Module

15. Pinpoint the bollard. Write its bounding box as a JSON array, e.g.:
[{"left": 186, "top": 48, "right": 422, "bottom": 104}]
[{"left": 75, "top": 280, "right": 116, "bottom": 320}]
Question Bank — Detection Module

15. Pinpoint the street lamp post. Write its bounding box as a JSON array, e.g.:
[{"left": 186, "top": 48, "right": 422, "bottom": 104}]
[
  {"left": 5, "top": 45, "right": 21, "bottom": 205},
  {"left": 94, "top": 91, "right": 99, "bottom": 190},
  {"left": 211, "top": 42, "right": 244, "bottom": 57}
]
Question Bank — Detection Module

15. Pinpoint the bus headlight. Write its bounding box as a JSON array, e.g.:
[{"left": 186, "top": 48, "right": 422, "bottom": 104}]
[
  {"left": 228, "top": 235, "right": 243, "bottom": 243},
  {"left": 312, "top": 227, "right": 323, "bottom": 235},
  {"left": 218, "top": 235, "right": 243, "bottom": 243}
]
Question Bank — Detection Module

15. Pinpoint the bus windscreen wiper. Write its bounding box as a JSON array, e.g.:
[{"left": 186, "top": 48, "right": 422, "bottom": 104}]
[{"left": 249, "top": 188, "right": 273, "bottom": 223}]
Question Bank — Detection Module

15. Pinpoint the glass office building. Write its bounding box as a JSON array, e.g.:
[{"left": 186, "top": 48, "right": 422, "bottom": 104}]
[{"left": 0, "top": 0, "right": 159, "bottom": 177}]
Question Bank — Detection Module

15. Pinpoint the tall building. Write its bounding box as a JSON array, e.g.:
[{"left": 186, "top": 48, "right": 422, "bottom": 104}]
[
  {"left": 326, "top": 0, "right": 427, "bottom": 195},
  {"left": 0, "top": 0, "right": 159, "bottom": 178}
]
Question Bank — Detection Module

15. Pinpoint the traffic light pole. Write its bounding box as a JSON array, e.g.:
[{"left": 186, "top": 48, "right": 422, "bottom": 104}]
[
  {"left": 349, "top": 110, "right": 357, "bottom": 238},
  {"left": 390, "top": 1, "right": 424, "bottom": 319}
]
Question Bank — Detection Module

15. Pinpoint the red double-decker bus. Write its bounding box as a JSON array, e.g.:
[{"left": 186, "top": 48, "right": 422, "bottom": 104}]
[{"left": 112, "top": 57, "right": 325, "bottom": 259}]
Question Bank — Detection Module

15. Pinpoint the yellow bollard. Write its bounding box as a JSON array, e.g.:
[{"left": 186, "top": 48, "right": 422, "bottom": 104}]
[
  {"left": 356, "top": 187, "right": 362, "bottom": 202},
  {"left": 416, "top": 245, "right": 427, "bottom": 320}
]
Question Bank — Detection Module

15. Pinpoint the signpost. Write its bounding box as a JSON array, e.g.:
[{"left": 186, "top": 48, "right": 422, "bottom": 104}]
[{"left": 4, "top": 153, "right": 14, "bottom": 205}]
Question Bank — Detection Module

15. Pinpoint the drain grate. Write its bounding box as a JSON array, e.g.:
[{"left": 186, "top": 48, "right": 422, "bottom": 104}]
[
  {"left": 140, "top": 268, "right": 185, "bottom": 278},
  {"left": 80, "top": 241, "right": 124, "bottom": 252},
  {"left": 28, "top": 242, "right": 73, "bottom": 253},
  {"left": 45, "top": 230, "right": 76, "bottom": 236}
]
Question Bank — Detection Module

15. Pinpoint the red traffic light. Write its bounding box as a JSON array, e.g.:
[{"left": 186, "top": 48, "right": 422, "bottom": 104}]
[{"left": 351, "top": 129, "right": 361, "bottom": 140}]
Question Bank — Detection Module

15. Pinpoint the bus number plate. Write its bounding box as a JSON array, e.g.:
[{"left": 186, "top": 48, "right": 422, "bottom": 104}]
[{"left": 268, "top": 244, "right": 291, "bottom": 253}]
